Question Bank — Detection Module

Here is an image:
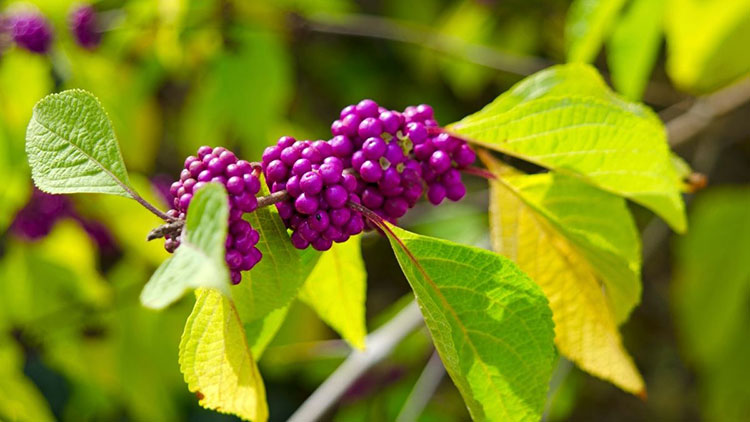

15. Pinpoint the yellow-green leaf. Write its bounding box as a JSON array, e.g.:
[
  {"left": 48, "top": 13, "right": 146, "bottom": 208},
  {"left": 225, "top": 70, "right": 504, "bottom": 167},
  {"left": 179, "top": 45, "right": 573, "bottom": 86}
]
[
  {"left": 299, "top": 235, "right": 367, "bottom": 350},
  {"left": 452, "top": 63, "right": 686, "bottom": 233},
  {"left": 565, "top": 0, "right": 627, "bottom": 63},
  {"left": 483, "top": 153, "right": 645, "bottom": 395},
  {"left": 179, "top": 288, "right": 268, "bottom": 422},
  {"left": 665, "top": 0, "right": 750, "bottom": 93},
  {"left": 607, "top": 0, "right": 665, "bottom": 100}
]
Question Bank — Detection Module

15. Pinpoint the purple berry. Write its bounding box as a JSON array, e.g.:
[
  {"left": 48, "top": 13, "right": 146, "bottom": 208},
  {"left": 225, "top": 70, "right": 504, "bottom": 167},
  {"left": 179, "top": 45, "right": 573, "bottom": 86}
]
[
  {"left": 427, "top": 184, "right": 446, "bottom": 205},
  {"left": 359, "top": 161, "right": 383, "bottom": 183},
  {"left": 9, "top": 11, "right": 53, "bottom": 54},
  {"left": 358, "top": 117, "right": 383, "bottom": 139},
  {"left": 295, "top": 193, "right": 319, "bottom": 215},
  {"left": 429, "top": 150, "right": 452, "bottom": 173}
]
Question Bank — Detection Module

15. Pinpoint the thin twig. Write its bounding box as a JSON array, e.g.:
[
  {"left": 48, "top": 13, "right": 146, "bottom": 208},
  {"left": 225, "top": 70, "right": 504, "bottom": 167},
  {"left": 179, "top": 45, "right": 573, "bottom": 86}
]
[
  {"left": 257, "top": 190, "right": 290, "bottom": 208},
  {"left": 665, "top": 76, "right": 750, "bottom": 146},
  {"left": 146, "top": 190, "right": 290, "bottom": 241},
  {"left": 295, "top": 12, "right": 551, "bottom": 76},
  {"left": 395, "top": 351, "right": 446, "bottom": 422},
  {"left": 123, "top": 184, "right": 175, "bottom": 222},
  {"left": 287, "top": 301, "right": 425, "bottom": 422}
]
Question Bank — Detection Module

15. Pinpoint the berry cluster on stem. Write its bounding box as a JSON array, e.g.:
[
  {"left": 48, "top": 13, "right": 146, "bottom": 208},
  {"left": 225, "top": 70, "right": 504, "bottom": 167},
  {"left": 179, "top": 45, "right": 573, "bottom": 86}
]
[{"left": 161, "top": 99, "right": 478, "bottom": 284}]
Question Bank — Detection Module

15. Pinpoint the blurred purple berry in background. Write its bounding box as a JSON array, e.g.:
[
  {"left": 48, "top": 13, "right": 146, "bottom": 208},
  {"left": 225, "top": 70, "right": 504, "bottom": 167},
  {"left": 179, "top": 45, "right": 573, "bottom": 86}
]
[
  {"left": 11, "top": 188, "right": 72, "bottom": 239},
  {"left": 11, "top": 187, "right": 118, "bottom": 256},
  {"left": 8, "top": 10, "right": 52, "bottom": 54},
  {"left": 69, "top": 4, "right": 101, "bottom": 50}
]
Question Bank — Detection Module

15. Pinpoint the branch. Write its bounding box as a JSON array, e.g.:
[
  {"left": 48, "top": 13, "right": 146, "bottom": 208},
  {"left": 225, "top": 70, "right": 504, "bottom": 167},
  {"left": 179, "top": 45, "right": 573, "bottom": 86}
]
[
  {"left": 293, "top": 12, "right": 551, "bottom": 76},
  {"left": 395, "top": 351, "right": 446, "bottom": 422},
  {"left": 666, "top": 76, "right": 750, "bottom": 146},
  {"left": 287, "top": 300, "right": 425, "bottom": 422}
]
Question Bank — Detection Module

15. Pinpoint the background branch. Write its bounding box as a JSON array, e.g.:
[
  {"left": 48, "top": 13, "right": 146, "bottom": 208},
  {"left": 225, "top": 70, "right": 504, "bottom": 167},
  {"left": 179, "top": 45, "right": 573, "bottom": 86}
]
[
  {"left": 287, "top": 300, "right": 425, "bottom": 422},
  {"left": 395, "top": 351, "right": 446, "bottom": 422},
  {"left": 295, "top": 12, "right": 551, "bottom": 76},
  {"left": 665, "top": 76, "right": 750, "bottom": 146}
]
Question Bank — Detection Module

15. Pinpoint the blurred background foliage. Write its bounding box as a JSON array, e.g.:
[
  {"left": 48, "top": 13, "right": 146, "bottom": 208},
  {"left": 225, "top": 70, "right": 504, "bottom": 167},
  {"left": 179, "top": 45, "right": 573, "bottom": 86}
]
[{"left": 0, "top": 0, "right": 748, "bottom": 421}]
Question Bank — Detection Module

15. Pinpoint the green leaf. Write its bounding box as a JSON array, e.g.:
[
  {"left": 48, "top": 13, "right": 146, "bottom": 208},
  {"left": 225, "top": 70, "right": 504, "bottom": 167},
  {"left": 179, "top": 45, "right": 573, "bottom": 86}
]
[
  {"left": 26, "top": 89, "right": 132, "bottom": 197},
  {"left": 0, "top": 340, "right": 55, "bottom": 422},
  {"left": 231, "top": 185, "right": 319, "bottom": 327},
  {"left": 565, "top": 0, "right": 627, "bottom": 63},
  {"left": 452, "top": 63, "right": 686, "bottom": 233},
  {"left": 665, "top": 0, "right": 750, "bottom": 93},
  {"left": 383, "top": 224, "right": 556, "bottom": 422},
  {"left": 180, "top": 288, "right": 268, "bottom": 422},
  {"left": 482, "top": 153, "right": 644, "bottom": 395},
  {"left": 672, "top": 187, "right": 750, "bottom": 420},
  {"left": 607, "top": 0, "right": 665, "bottom": 100},
  {"left": 140, "top": 183, "right": 230, "bottom": 309},
  {"left": 299, "top": 236, "right": 367, "bottom": 350}
]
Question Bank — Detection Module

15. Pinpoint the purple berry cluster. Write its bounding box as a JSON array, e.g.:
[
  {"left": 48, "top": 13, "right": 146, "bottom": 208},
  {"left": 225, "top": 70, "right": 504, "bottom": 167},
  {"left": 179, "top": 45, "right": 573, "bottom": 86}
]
[
  {"left": 167, "top": 146, "right": 262, "bottom": 285},
  {"left": 333, "top": 100, "right": 424, "bottom": 227},
  {"left": 262, "top": 137, "right": 365, "bottom": 252},
  {"left": 69, "top": 4, "right": 101, "bottom": 50},
  {"left": 401, "top": 105, "right": 476, "bottom": 205},
  {"left": 7, "top": 11, "right": 52, "bottom": 54}
]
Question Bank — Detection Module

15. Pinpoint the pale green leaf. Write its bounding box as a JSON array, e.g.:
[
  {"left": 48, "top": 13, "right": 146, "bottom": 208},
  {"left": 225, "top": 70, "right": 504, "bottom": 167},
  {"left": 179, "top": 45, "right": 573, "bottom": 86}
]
[
  {"left": 0, "top": 340, "right": 55, "bottom": 422},
  {"left": 607, "top": 0, "right": 665, "bottom": 100},
  {"left": 26, "top": 89, "right": 132, "bottom": 197},
  {"left": 565, "top": 0, "right": 627, "bottom": 63},
  {"left": 452, "top": 64, "right": 686, "bottom": 232},
  {"left": 140, "top": 184, "right": 230, "bottom": 309},
  {"left": 384, "top": 224, "right": 556, "bottom": 422},
  {"left": 665, "top": 0, "right": 750, "bottom": 93},
  {"left": 483, "top": 153, "right": 644, "bottom": 395},
  {"left": 299, "top": 236, "right": 367, "bottom": 350},
  {"left": 673, "top": 187, "right": 750, "bottom": 421},
  {"left": 180, "top": 288, "right": 268, "bottom": 422}
]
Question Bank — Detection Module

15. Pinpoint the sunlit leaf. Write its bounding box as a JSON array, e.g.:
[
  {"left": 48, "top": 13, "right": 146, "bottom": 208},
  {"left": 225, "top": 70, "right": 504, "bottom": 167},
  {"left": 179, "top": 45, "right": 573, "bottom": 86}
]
[
  {"left": 299, "top": 236, "right": 367, "bottom": 350},
  {"left": 452, "top": 63, "right": 686, "bottom": 232},
  {"left": 26, "top": 90, "right": 132, "bottom": 197},
  {"left": 384, "top": 224, "right": 555, "bottom": 422},
  {"left": 665, "top": 0, "right": 750, "bottom": 93},
  {"left": 673, "top": 186, "right": 750, "bottom": 421},
  {"left": 607, "top": 0, "right": 665, "bottom": 100},
  {"left": 483, "top": 153, "right": 644, "bottom": 395},
  {"left": 565, "top": 0, "right": 626, "bottom": 63},
  {"left": 180, "top": 288, "right": 268, "bottom": 422},
  {"left": 141, "top": 184, "right": 230, "bottom": 309}
]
